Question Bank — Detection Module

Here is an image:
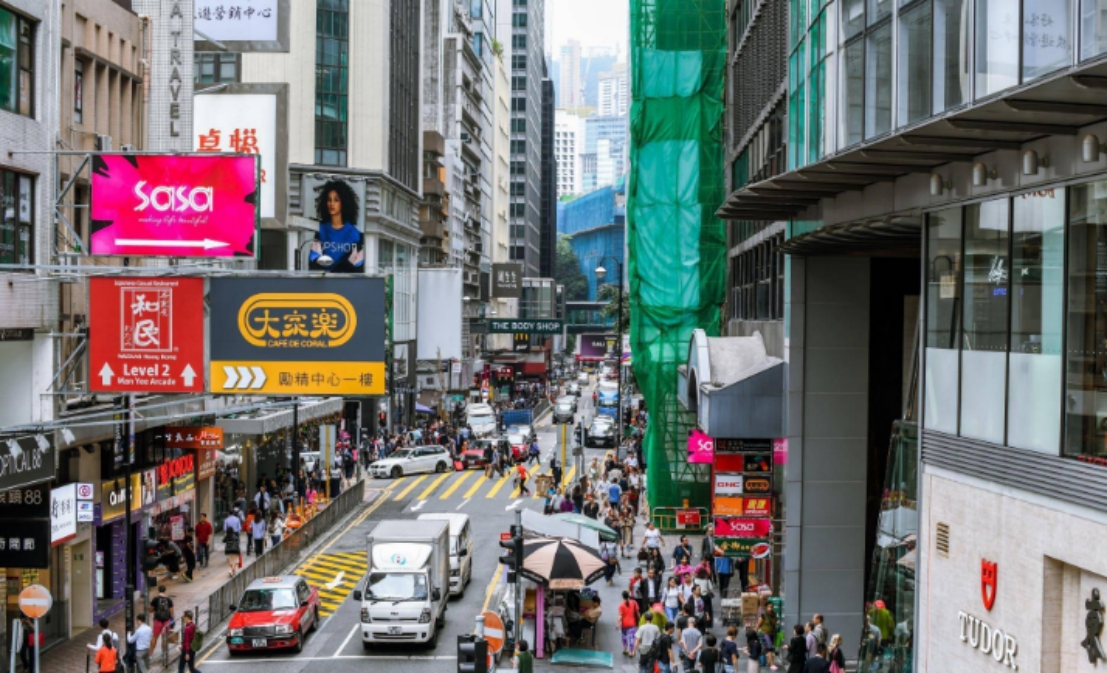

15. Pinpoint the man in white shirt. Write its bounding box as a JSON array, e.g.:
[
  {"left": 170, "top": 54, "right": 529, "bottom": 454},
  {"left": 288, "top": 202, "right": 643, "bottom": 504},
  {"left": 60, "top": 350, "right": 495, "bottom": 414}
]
[
  {"left": 127, "top": 615, "right": 153, "bottom": 673},
  {"left": 87, "top": 618, "right": 119, "bottom": 653}
]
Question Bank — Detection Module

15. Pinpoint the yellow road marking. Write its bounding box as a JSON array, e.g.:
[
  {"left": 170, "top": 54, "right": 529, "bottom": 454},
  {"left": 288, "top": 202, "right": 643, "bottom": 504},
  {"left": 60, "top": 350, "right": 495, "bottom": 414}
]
[
  {"left": 389, "top": 476, "right": 406, "bottom": 491},
  {"left": 416, "top": 472, "right": 453, "bottom": 500},
  {"left": 393, "top": 474, "right": 428, "bottom": 501},
  {"left": 510, "top": 466, "right": 538, "bottom": 498},
  {"left": 562, "top": 465, "right": 576, "bottom": 487},
  {"left": 482, "top": 564, "right": 504, "bottom": 613},
  {"left": 485, "top": 471, "right": 512, "bottom": 499},
  {"left": 464, "top": 473, "right": 491, "bottom": 499},
  {"left": 440, "top": 471, "right": 473, "bottom": 499}
]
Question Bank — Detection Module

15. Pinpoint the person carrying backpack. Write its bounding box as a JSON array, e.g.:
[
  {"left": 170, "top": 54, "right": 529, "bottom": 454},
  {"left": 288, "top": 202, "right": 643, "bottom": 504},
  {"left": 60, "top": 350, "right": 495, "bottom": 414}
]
[
  {"left": 634, "top": 611, "right": 662, "bottom": 673},
  {"left": 178, "top": 611, "right": 202, "bottom": 673}
]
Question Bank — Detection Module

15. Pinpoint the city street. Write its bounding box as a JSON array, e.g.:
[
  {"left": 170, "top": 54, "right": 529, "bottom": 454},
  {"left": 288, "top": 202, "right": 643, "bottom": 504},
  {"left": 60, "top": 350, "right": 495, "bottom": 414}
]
[{"left": 194, "top": 386, "right": 608, "bottom": 672}]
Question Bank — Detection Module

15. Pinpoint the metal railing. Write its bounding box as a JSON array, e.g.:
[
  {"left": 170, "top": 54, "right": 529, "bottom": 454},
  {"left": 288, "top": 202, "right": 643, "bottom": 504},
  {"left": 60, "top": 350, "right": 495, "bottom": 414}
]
[{"left": 651, "top": 506, "right": 710, "bottom": 534}]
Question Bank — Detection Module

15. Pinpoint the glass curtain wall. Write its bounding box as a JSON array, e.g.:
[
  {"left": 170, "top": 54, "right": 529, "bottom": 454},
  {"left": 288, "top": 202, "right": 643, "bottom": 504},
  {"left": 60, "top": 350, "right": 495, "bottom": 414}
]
[
  {"left": 1022, "top": 0, "right": 1072, "bottom": 80},
  {"left": 975, "top": 0, "right": 1019, "bottom": 96},
  {"left": 933, "top": 0, "right": 970, "bottom": 112},
  {"left": 925, "top": 208, "right": 962, "bottom": 435},
  {"left": 898, "top": 1, "right": 932, "bottom": 126}
]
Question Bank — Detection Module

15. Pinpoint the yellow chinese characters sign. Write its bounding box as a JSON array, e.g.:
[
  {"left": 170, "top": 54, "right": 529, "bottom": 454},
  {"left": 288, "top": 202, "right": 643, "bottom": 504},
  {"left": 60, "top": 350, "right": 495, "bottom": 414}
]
[{"left": 209, "top": 278, "right": 386, "bottom": 395}]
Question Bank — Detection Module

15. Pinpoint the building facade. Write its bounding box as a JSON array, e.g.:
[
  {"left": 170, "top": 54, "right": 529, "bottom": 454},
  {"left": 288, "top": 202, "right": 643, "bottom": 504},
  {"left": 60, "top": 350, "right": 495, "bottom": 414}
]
[
  {"left": 597, "top": 63, "right": 628, "bottom": 117},
  {"left": 558, "top": 38, "right": 582, "bottom": 108},
  {"left": 583, "top": 115, "right": 626, "bottom": 192},
  {"left": 555, "top": 109, "right": 584, "bottom": 197},
  {"left": 540, "top": 76, "right": 556, "bottom": 278}
]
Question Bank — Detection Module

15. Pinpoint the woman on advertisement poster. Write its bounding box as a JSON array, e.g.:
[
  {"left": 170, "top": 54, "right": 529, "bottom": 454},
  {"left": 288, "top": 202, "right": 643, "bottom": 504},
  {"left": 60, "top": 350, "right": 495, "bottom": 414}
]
[{"left": 310, "top": 180, "right": 366, "bottom": 273}]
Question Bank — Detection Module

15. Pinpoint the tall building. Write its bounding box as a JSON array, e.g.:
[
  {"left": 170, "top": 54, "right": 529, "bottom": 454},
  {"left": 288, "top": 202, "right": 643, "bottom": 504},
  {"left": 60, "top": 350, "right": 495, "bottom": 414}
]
[
  {"left": 597, "top": 63, "right": 628, "bottom": 117},
  {"left": 558, "top": 39, "right": 582, "bottom": 108},
  {"left": 582, "top": 115, "right": 627, "bottom": 192},
  {"left": 555, "top": 110, "right": 585, "bottom": 197},
  {"left": 540, "top": 77, "right": 556, "bottom": 279},
  {"left": 488, "top": 47, "right": 515, "bottom": 354},
  {"left": 500, "top": 0, "right": 545, "bottom": 277}
]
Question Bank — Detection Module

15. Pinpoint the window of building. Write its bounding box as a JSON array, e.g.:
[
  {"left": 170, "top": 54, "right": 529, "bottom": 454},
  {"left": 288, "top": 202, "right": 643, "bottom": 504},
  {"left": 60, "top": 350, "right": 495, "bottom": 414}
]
[
  {"left": 0, "top": 8, "right": 33, "bottom": 117},
  {"left": 1023, "top": 0, "right": 1071, "bottom": 80},
  {"left": 729, "top": 234, "right": 785, "bottom": 322},
  {"left": 512, "top": 34, "right": 526, "bottom": 50},
  {"left": 473, "top": 33, "right": 483, "bottom": 57},
  {"left": 959, "top": 199, "right": 1010, "bottom": 445},
  {"left": 510, "top": 161, "right": 525, "bottom": 175},
  {"left": 511, "top": 97, "right": 526, "bottom": 112},
  {"left": 0, "top": 169, "right": 32, "bottom": 266},
  {"left": 510, "top": 182, "right": 525, "bottom": 196},
  {"left": 512, "top": 13, "right": 527, "bottom": 27},
  {"left": 511, "top": 118, "right": 526, "bottom": 133},
  {"left": 315, "top": 0, "right": 349, "bottom": 166},
  {"left": 512, "top": 76, "right": 525, "bottom": 91},
  {"left": 842, "top": 0, "right": 864, "bottom": 39},
  {"left": 1082, "top": 0, "right": 1107, "bottom": 59},
  {"left": 1008, "top": 189, "right": 1065, "bottom": 453},
  {"left": 841, "top": 40, "right": 864, "bottom": 146},
  {"left": 512, "top": 54, "right": 526, "bottom": 70},
  {"left": 865, "top": 23, "right": 892, "bottom": 138},
  {"left": 933, "top": 0, "right": 969, "bottom": 113},
  {"left": 74, "top": 59, "right": 84, "bottom": 124},
  {"left": 510, "top": 245, "right": 525, "bottom": 260},
  {"left": 898, "top": 1, "right": 931, "bottom": 126},
  {"left": 511, "top": 140, "right": 525, "bottom": 154},
  {"left": 868, "top": 0, "right": 892, "bottom": 25},
  {"left": 195, "top": 52, "right": 239, "bottom": 85},
  {"left": 975, "top": 0, "right": 1019, "bottom": 97},
  {"left": 924, "top": 207, "right": 962, "bottom": 435},
  {"left": 510, "top": 203, "right": 525, "bottom": 217}
]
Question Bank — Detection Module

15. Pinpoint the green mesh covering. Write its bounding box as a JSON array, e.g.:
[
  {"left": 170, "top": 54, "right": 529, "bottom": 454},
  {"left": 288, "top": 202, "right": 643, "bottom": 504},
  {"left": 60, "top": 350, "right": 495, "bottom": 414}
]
[{"left": 629, "top": 0, "right": 726, "bottom": 514}]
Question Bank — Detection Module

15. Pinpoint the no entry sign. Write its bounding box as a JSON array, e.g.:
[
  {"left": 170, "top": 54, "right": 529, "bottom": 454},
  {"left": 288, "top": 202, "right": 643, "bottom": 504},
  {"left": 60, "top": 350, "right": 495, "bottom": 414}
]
[{"left": 89, "top": 277, "right": 205, "bottom": 393}]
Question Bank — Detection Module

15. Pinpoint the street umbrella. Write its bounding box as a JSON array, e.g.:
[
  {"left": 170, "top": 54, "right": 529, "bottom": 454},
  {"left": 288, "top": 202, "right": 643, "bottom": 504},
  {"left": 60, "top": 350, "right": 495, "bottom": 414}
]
[
  {"left": 521, "top": 537, "right": 607, "bottom": 590},
  {"left": 551, "top": 512, "right": 619, "bottom": 542}
]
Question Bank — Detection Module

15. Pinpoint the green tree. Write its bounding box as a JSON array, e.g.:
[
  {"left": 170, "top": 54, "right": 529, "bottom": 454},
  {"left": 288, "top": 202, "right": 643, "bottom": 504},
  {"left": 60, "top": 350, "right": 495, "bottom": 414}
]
[
  {"left": 556, "top": 234, "right": 589, "bottom": 301},
  {"left": 598, "top": 283, "right": 629, "bottom": 333}
]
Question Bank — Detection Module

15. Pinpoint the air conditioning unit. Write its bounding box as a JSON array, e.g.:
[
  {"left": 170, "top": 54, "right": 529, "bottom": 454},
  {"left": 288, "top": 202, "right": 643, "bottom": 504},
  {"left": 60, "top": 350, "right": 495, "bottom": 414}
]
[
  {"left": 95, "top": 134, "right": 113, "bottom": 152},
  {"left": 120, "top": 144, "right": 136, "bottom": 152},
  {"left": 461, "top": 132, "right": 472, "bottom": 144}
]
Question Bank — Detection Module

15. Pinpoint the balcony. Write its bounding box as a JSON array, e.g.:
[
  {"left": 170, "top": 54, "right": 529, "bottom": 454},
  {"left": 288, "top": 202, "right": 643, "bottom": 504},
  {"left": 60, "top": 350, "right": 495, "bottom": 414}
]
[
  {"left": 423, "top": 130, "right": 446, "bottom": 157},
  {"left": 423, "top": 176, "right": 446, "bottom": 197}
]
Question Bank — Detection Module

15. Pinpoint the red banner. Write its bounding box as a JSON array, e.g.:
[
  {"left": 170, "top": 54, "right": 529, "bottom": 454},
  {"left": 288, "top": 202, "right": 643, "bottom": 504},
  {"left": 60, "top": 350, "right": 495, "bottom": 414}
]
[
  {"left": 676, "top": 509, "right": 702, "bottom": 528},
  {"left": 166, "top": 427, "right": 224, "bottom": 450},
  {"left": 714, "top": 517, "right": 773, "bottom": 538}
]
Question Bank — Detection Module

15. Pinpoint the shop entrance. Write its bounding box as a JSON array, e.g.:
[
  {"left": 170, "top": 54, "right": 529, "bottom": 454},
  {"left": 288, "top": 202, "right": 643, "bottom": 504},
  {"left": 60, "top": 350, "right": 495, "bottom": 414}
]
[{"left": 71, "top": 540, "right": 93, "bottom": 631}]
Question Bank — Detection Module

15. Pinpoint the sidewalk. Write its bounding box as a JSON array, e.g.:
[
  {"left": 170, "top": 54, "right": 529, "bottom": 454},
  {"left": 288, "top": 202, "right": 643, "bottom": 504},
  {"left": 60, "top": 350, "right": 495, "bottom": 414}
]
[{"left": 37, "top": 482, "right": 380, "bottom": 673}]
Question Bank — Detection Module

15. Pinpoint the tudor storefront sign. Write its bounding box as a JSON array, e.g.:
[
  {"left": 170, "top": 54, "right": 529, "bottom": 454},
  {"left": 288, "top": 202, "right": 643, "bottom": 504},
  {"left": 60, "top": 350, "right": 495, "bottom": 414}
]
[
  {"left": 209, "top": 277, "right": 387, "bottom": 395},
  {"left": 714, "top": 473, "right": 743, "bottom": 496},
  {"left": 957, "top": 558, "right": 1019, "bottom": 670},
  {"left": 0, "top": 435, "right": 55, "bottom": 492},
  {"left": 714, "top": 497, "right": 773, "bottom": 517},
  {"left": 718, "top": 538, "right": 772, "bottom": 560},
  {"left": 714, "top": 517, "right": 773, "bottom": 538},
  {"left": 88, "top": 277, "right": 206, "bottom": 393},
  {"left": 742, "top": 475, "right": 773, "bottom": 496}
]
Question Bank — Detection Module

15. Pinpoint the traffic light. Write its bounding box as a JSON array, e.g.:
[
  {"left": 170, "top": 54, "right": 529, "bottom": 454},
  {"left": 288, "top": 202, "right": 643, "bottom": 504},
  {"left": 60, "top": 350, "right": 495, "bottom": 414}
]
[
  {"left": 498, "top": 525, "right": 524, "bottom": 585},
  {"left": 457, "top": 634, "right": 489, "bottom": 673},
  {"left": 141, "top": 539, "right": 161, "bottom": 573}
]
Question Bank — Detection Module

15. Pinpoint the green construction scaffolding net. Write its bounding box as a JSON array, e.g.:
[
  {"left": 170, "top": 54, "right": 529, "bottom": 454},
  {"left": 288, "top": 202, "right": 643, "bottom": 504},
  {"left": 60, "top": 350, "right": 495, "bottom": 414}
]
[{"left": 628, "top": 0, "right": 727, "bottom": 516}]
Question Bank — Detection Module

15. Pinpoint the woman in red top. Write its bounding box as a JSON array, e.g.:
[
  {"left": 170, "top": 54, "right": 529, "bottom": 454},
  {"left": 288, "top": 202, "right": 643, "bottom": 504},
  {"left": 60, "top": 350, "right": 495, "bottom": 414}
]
[
  {"left": 514, "top": 463, "right": 530, "bottom": 496},
  {"left": 618, "top": 590, "right": 640, "bottom": 657},
  {"left": 94, "top": 633, "right": 117, "bottom": 673}
]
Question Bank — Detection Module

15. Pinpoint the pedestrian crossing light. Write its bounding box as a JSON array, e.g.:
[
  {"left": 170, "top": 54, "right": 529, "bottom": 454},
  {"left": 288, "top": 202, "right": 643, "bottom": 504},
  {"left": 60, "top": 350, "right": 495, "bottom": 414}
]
[
  {"left": 499, "top": 525, "right": 524, "bottom": 584},
  {"left": 141, "top": 539, "right": 161, "bottom": 573},
  {"left": 457, "top": 634, "right": 489, "bottom": 673}
]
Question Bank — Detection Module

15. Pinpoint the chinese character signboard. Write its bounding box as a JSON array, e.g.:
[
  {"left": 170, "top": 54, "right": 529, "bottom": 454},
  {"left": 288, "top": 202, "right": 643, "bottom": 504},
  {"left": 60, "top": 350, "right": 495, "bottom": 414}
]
[
  {"left": 715, "top": 438, "right": 774, "bottom": 454},
  {"left": 208, "top": 277, "right": 387, "bottom": 395},
  {"left": 492, "top": 263, "right": 523, "bottom": 298},
  {"left": 714, "top": 497, "right": 772, "bottom": 517},
  {"left": 489, "top": 320, "right": 563, "bottom": 334},
  {"left": 165, "top": 427, "right": 224, "bottom": 450},
  {"left": 676, "top": 509, "right": 702, "bottom": 529},
  {"left": 0, "top": 520, "right": 50, "bottom": 568},
  {"left": 51, "top": 484, "right": 78, "bottom": 545},
  {"left": 0, "top": 484, "right": 49, "bottom": 518},
  {"left": 90, "top": 154, "right": 260, "bottom": 257},
  {"left": 194, "top": 0, "right": 289, "bottom": 52},
  {"left": 717, "top": 538, "right": 772, "bottom": 560},
  {"left": 89, "top": 278, "right": 206, "bottom": 393},
  {"left": 194, "top": 88, "right": 284, "bottom": 222},
  {"left": 0, "top": 435, "right": 55, "bottom": 493}
]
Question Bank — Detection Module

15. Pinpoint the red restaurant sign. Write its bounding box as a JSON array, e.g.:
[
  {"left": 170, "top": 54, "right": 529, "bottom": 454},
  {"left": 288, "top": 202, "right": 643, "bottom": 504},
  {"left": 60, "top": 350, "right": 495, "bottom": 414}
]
[{"left": 157, "top": 454, "right": 195, "bottom": 486}]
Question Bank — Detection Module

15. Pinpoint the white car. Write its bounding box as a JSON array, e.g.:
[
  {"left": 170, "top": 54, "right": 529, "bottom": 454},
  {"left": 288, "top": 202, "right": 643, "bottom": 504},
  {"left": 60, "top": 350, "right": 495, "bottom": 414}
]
[
  {"left": 370, "top": 445, "right": 452, "bottom": 479},
  {"left": 577, "top": 372, "right": 590, "bottom": 383}
]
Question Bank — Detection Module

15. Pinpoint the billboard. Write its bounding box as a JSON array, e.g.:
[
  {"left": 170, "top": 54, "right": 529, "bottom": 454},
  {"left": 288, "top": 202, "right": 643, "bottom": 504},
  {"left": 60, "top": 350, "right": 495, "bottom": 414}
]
[
  {"left": 89, "top": 278, "right": 206, "bottom": 393},
  {"left": 209, "top": 277, "right": 386, "bottom": 395},
  {"left": 194, "top": 87, "right": 284, "bottom": 221},
  {"left": 714, "top": 497, "right": 772, "bottom": 517},
  {"left": 194, "top": 0, "right": 289, "bottom": 52},
  {"left": 416, "top": 268, "right": 463, "bottom": 360},
  {"left": 492, "top": 263, "right": 523, "bottom": 298},
  {"left": 578, "top": 333, "right": 612, "bottom": 361},
  {"left": 299, "top": 176, "right": 367, "bottom": 273},
  {"left": 90, "top": 154, "right": 259, "bottom": 257},
  {"left": 688, "top": 428, "right": 713, "bottom": 464},
  {"left": 714, "top": 517, "right": 774, "bottom": 538}
]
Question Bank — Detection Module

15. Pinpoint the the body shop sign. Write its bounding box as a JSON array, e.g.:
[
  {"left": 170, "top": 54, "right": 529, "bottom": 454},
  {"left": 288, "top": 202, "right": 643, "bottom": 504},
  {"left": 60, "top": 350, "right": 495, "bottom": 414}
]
[
  {"left": 714, "top": 517, "right": 773, "bottom": 538},
  {"left": 90, "top": 154, "right": 259, "bottom": 258}
]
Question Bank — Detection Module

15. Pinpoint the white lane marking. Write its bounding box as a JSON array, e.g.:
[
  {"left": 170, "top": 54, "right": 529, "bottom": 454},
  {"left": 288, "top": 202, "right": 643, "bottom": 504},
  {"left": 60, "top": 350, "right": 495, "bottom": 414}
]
[
  {"left": 206, "top": 655, "right": 459, "bottom": 665},
  {"left": 325, "top": 571, "right": 346, "bottom": 590},
  {"left": 505, "top": 499, "right": 524, "bottom": 511},
  {"left": 456, "top": 498, "right": 470, "bottom": 510},
  {"left": 334, "top": 622, "right": 359, "bottom": 657},
  {"left": 410, "top": 499, "right": 427, "bottom": 512}
]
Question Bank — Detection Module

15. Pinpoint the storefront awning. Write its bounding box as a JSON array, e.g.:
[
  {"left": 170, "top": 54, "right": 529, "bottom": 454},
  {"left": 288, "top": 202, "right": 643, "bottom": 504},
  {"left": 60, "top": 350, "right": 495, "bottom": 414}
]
[
  {"left": 779, "top": 216, "right": 922, "bottom": 256},
  {"left": 217, "top": 397, "right": 344, "bottom": 435}
]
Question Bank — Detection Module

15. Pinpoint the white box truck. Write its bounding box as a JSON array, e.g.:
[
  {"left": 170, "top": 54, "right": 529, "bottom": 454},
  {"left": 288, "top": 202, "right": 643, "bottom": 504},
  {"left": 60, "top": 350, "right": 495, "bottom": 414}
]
[{"left": 354, "top": 519, "right": 450, "bottom": 648}]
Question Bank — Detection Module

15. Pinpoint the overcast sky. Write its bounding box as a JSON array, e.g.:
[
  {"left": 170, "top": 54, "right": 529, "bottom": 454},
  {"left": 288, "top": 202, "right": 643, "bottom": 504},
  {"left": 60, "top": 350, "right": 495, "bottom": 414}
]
[{"left": 545, "top": 0, "right": 629, "bottom": 58}]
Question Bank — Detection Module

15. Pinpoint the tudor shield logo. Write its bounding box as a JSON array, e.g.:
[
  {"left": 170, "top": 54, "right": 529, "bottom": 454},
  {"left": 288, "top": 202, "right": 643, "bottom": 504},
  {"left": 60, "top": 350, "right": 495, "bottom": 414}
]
[{"left": 981, "top": 559, "right": 997, "bottom": 611}]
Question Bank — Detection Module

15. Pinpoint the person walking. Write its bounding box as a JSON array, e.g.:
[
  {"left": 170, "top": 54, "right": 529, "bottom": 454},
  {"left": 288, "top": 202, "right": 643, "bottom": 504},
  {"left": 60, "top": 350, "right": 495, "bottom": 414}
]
[
  {"left": 758, "top": 601, "right": 781, "bottom": 671},
  {"left": 803, "top": 645, "right": 832, "bottom": 673},
  {"left": 812, "top": 614, "right": 828, "bottom": 650},
  {"left": 177, "top": 611, "right": 201, "bottom": 673},
  {"left": 744, "top": 629, "right": 763, "bottom": 673},
  {"left": 827, "top": 635, "right": 847, "bottom": 673},
  {"left": 515, "top": 462, "right": 531, "bottom": 496},
  {"left": 637, "top": 567, "right": 663, "bottom": 617},
  {"left": 663, "top": 577, "right": 683, "bottom": 625},
  {"left": 195, "top": 514, "right": 213, "bottom": 569},
  {"left": 619, "top": 591, "right": 641, "bottom": 657},
  {"left": 223, "top": 509, "right": 243, "bottom": 577},
  {"left": 267, "top": 511, "right": 286, "bottom": 547},
  {"left": 699, "top": 634, "right": 721, "bottom": 673},
  {"left": 94, "top": 633, "right": 118, "bottom": 673},
  {"left": 643, "top": 521, "right": 664, "bottom": 552},
  {"left": 527, "top": 439, "right": 540, "bottom": 466},
  {"left": 251, "top": 509, "right": 267, "bottom": 556},
  {"left": 19, "top": 616, "right": 36, "bottom": 672},
  {"left": 550, "top": 455, "right": 562, "bottom": 488},
  {"left": 634, "top": 612, "right": 662, "bottom": 673},
  {"left": 180, "top": 528, "right": 197, "bottom": 582},
  {"left": 657, "top": 622, "right": 677, "bottom": 673},
  {"left": 149, "top": 586, "right": 174, "bottom": 653},
  {"left": 785, "top": 625, "right": 808, "bottom": 673},
  {"left": 127, "top": 614, "right": 153, "bottom": 673},
  {"left": 680, "top": 616, "right": 702, "bottom": 673},
  {"left": 720, "top": 626, "right": 740, "bottom": 673}
]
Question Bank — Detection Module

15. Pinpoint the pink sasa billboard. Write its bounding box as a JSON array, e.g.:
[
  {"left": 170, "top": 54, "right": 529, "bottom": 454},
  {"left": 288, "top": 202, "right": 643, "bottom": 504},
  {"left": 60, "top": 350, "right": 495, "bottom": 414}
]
[{"left": 90, "top": 154, "right": 259, "bottom": 257}]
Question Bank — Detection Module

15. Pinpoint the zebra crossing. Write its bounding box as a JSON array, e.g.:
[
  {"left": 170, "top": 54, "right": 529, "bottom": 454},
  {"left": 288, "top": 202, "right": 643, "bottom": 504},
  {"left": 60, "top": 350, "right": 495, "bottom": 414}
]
[
  {"left": 291, "top": 551, "right": 367, "bottom": 617},
  {"left": 385, "top": 463, "right": 578, "bottom": 503}
]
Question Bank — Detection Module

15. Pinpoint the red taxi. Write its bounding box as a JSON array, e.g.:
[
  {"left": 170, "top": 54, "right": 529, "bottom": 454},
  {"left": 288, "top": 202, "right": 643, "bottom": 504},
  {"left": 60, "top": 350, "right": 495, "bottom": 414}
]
[{"left": 226, "top": 576, "right": 319, "bottom": 655}]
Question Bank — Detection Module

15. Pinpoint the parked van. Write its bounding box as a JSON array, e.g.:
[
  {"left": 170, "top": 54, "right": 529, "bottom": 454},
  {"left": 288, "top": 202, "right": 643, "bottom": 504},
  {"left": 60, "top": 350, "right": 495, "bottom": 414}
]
[{"left": 417, "top": 513, "right": 473, "bottom": 596}]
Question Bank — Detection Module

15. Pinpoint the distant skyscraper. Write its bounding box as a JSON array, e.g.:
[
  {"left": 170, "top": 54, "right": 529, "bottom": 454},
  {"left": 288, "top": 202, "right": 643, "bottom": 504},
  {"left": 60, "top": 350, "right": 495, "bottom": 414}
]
[
  {"left": 555, "top": 110, "right": 584, "bottom": 197},
  {"left": 583, "top": 115, "right": 627, "bottom": 191},
  {"left": 598, "top": 64, "right": 629, "bottom": 117},
  {"left": 558, "top": 40, "right": 583, "bottom": 108}
]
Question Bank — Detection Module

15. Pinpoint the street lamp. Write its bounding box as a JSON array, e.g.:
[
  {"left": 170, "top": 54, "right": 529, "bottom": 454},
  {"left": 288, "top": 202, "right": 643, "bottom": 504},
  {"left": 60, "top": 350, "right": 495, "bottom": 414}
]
[{"left": 594, "top": 259, "right": 625, "bottom": 448}]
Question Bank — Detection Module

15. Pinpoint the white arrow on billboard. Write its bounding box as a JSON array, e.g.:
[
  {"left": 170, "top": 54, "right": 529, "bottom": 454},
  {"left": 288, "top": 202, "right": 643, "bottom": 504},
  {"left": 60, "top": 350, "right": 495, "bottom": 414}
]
[
  {"left": 223, "top": 366, "right": 239, "bottom": 389},
  {"left": 99, "top": 363, "right": 114, "bottom": 386},
  {"left": 235, "top": 366, "right": 253, "bottom": 389},
  {"left": 181, "top": 364, "right": 196, "bottom": 387},
  {"left": 115, "top": 238, "right": 230, "bottom": 250},
  {"left": 250, "top": 366, "right": 266, "bottom": 389}
]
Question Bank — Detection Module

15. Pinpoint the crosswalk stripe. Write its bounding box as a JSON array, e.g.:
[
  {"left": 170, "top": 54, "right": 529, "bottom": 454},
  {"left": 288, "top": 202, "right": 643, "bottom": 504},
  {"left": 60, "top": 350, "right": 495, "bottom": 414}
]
[
  {"left": 300, "top": 561, "right": 363, "bottom": 575},
  {"left": 485, "top": 471, "right": 512, "bottom": 499},
  {"left": 440, "top": 471, "right": 473, "bottom": 499},
  {"left": 393, "top": 474, "right": 428, "bottom": 501},
  {"left": 510, "top": 466, "right": 538, "bottom": 498},
  {"left": 332, "top": 551, "right": 367, "bottom": 559},
  {"left": 416, "top": 472, "right": 453, "bottom": 500},
  {"left": 562, "top": 466, "right": 576, "bottom": 487},
  {"left": 465, "top": 473, "right": 492, "bottom": 499}
]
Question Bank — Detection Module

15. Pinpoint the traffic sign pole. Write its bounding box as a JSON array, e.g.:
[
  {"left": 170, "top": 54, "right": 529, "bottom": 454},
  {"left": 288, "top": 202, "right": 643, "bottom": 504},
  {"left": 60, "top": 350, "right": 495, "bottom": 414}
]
[{"left": 124, "top": 395, "right": 136, "bottom": 649}]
